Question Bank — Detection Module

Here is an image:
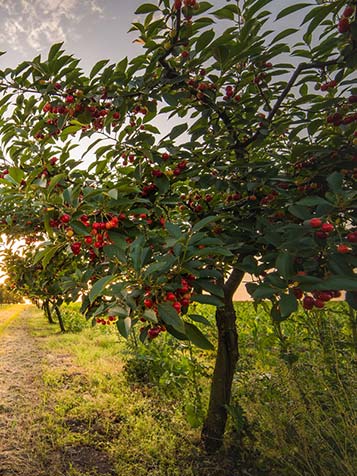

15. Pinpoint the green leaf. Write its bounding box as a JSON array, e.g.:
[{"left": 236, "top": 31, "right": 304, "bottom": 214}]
[
  {"left": 276, "top": 3, "right": 312, "bottom": 20},
  {"left": 251, "top": 285, "right": 276, "bottom": 299},
  {"left": 192, "top": 216, "right": 218, "bottom": 233},
  {"left": 276, "top": 254, "right": 295, "bottom": 279},
  {"left": 314, "top": 277, "right": 357, "bottom": 292},
  {"left": 327, "top": 172, "right": 343, "bottom": 193},
  {"left": 195, "top": 279, "right": 224, "bottom": 298},
  {"left": 90, "top": 59, "right": 110, "bottom": 78},
  {"left": 189, "top": 314, "right": 212, "bottom": 326},
  {"left": 184, "top": 322, "right": 214, "bottom": 350},
  {"left": 196, "top": 29, "right": 215, "bottom": 52},
  {"left": 154, "top": 174, "right": 170, "bottom": 194},
  {"left": 170, "top": 123, "right": 188, "bottom": 140},
  {"left": 288, "top": 205, "right": 311, "bottom": 220},
  {"left": 48, "top": 174, "right": 66, "bottom": 194},
  {"left": 109, "top": 306, "right": 128, "bottom": 317},
  {"left": 42, "top": 245, "right": 62, "bottom": 268},
  {"left": 166, "top": 222, "right": 182, "bottom": 239},
  {"left": 143, "top": 309, "right": 158, "bottom": 323},
  {"left": 212, "top": 5, "right": 238, "bottom": 20},
  {"left": 89, "top": 275, "right": 116, "bottom": 303},
  {"left": 191, "top": 294, "right": 223, "bottom": 307},
  {"left": 60, "top": 124, "right": 82, "bottom": 140},
  {"left": 116, "top": 317, "right": 132, "bottom": 338},
  {"left": 48, "top": 42, "right": 63, "bottom": 61},
  {"left": 279, "top": 293, "right": 298, "bottom": 318},
  {"left": 271, "top": 28, "right": 298, "bottom": 44},
  {"left": 212, "top": 45, "right": 230, "bottom": 68},
  {"left": 8, "top": 167, "right": 24, "bottom": 184},
  {"left": 135, "top": 3, "right": 159, "bottom": 14},
  {"left": 297, "top": 196, "right": 332, "bottom": 207},
  {"left": 158, "top": 302, "right": 185, "bottom": 333},
  {"left": 248, "top": 0, "right": 272, "bottom": 17}
]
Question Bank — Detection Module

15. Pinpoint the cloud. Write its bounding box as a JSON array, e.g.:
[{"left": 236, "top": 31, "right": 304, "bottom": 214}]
[{"left": 0, "top": 0, "right": 104, "bottom": 52}]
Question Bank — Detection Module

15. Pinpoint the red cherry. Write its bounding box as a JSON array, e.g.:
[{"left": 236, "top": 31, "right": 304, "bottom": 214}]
[
  {"left": 70, "top": 242, "right": 81, "bottom": 255},
  {"left": 84, "top": 236, "right": 93, "bottom": 245},
  {"left": 144, "top": 299, "right": 154, "bottom": 308},
  {"left": 172, "top": 301, "right": 182, "bottom": 313},
  {"left": 321, "top": 223, "right": 334, "bottom": 233},
  {"left": 313, "top": 299, "right": 325, "bottom": 309},
  {"left": 60, "top": 214, "right": 71, "bottom": 224},
  {"left": 303, "top": 296, "right": 315, "bottom": 310},
  {"left": 65, "top": 95, "right": 75, "bottom": 103},
  {"left": 343, "top": 6, "right": 354, "bottom": 17},
  {"left": 309, "top": 218, "right": 322, "bottom": 228},
  {"left": 166, "top": 292, "right": 176, "bottom": 302},
  {"left": 347, "top": 232, "right": 357, "bottom": 243},
  {"left": 318, "top": 292, "right": 333, "bottom": 302},
  {"left": 338, "top": 17, "right": 350, "bottom": 33},
  {"left": 337, "top": 244, "right": 350, "bottom": 253},
  {"left": 43, "top": 102, "right": 52, "bottom": 113}
]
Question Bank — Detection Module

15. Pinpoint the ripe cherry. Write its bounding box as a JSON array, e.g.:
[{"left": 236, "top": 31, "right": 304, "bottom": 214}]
[
  {"left": 303, "top": 296, "right": 315, "bottom": 310},
  {"left": 337, "top": 244, "right": 350, "bottom": 253},
  {"left": 60, "top": 214, "right": 71, "bottom": 224},
  {"left": 309, "top": 218, "right": 322, "bottom": 228}
]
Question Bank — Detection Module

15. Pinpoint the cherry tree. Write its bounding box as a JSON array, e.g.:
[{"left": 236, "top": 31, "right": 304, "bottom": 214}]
[{"left": 0, "top": 0, "right": 356, "bottom": 451}]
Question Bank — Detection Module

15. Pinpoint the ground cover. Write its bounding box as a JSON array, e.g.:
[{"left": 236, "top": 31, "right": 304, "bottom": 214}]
[{"left": 0, "top": 302, "right": 356, "bottom": 475}]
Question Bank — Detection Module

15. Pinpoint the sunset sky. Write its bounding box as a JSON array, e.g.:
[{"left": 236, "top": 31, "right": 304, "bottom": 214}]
[{"left": 0, "top": 0, "right": 299, "bottom": 72}]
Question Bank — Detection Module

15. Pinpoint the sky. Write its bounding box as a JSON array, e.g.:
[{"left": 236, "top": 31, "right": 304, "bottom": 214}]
[{"left": 0, "top": 0, "right": 300, "bottom": 72}]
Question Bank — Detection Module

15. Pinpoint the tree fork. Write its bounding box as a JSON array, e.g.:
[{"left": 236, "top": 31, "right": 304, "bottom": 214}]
[{"left": 201, "top": 268, "right": 244, "bottom": 453}]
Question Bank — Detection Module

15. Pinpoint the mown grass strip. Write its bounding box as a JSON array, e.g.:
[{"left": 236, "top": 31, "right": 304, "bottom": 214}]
[{"left": 0, "top": 304, "right": 26, "bottom": 336}]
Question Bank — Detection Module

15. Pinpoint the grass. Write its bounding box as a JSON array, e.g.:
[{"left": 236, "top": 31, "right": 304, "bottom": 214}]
[
  {"left": 0, "top": 303, "right": 26, "bottom": 335},
  {"left": 24, "top": 301, "right": 357, "bottom": 476},
  {"left": 28, "top": 306, "right": 217, "bottom": 476}
]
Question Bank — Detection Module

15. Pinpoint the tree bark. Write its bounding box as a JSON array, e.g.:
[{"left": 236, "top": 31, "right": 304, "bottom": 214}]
[
  {"left": 201, "top": 268, "right": 244, "bottom": 453},
  {"left": 43, "top": 299, "right": 55, "bottom": 324},
  {"left": 53, "top": 303, "right": 66, "bottom": 332}
]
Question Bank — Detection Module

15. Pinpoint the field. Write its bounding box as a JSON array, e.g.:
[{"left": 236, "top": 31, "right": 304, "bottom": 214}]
[{"left": 0, "top": 302, "right": 356, "bottom": 476}]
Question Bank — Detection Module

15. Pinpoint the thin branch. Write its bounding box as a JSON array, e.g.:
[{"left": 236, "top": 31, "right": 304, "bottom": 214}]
[{"left": 243, "top": 59, "right": 341, "bottom": 147}]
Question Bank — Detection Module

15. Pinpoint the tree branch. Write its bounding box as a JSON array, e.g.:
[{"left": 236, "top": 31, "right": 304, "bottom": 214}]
[{"left": 243, "top": 59, "right": 341, "bottom": 147}]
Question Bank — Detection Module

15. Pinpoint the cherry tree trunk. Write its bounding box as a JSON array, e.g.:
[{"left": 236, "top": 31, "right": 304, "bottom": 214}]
[{"left": 201, "top": 269, "right": 244, "bottom": 453}]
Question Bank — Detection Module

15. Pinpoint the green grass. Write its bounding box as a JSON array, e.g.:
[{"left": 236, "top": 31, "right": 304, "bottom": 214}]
[
  {"left": 26, "top": 301, "right": 357, "bottom": 476},
  {"left": 28, "top": 306, "right": 218, "bottom": 476}
]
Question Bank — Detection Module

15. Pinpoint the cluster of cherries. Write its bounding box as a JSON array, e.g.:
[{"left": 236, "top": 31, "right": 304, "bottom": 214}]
[
  {"left": 96, "top": 316, "right": 117, "bottom": 326},
  {"left": 39, "top": 90, "right": 124, "bottom": 140},
  {"left": 309, "top": 218, "right": 353, "bottom": 252},
  {"left": 49, "top": 212, "right": 126, "bottom": 257},
  {"left": 320, "top": 80, "right": 337, "bottom": 91},
  {"left": 337, "top": 5, "right": 355, "bottom": 33},
  {"left": 293, "top": 288, "right": 342, "bottom": 310},
  {"left": 142, "top": 276, "right": 195, "bottom": 339},
  {"left": 173, "top": 0, "right": 199, "bottom": 11}
]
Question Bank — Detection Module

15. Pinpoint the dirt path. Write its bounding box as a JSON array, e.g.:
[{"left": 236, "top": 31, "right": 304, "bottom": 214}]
[{"left": 0, "top": 305, "right": 44, "bottom": 476}]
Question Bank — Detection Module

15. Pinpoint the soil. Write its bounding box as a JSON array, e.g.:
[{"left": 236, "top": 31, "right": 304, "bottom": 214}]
[
  {"left": 0, "top": 305, "right": 44, "bottom": 476},
  {"left": 0, "top": 305, "right": 116, "bottom": 476}
]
